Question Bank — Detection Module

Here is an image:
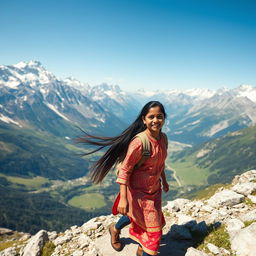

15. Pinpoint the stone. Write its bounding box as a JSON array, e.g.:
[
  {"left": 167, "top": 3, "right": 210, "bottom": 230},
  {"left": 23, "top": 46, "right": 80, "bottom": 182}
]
[
  {"left": 207, "top": 189, "right": 244, "bottom": 208},
  {"left": 185, "top": 247, "right": 209, "bottom": 256},
  {"left": 20, "top": 230, "right": 48, "bottom": 256},
  {"left": 0, "top": 247, "right": 17, "bottom": 256},
  {"left": 231, "top": 223, "right": 256, "bottom": 256},
  {"left": 19, "top": 233, "right": 31, "bottom": 241},
  {"left": 164, "top": 198, "right": 191, "bottom": 212},
  {"left": 48, "top": 231, "right": 58, "bottom": 240},
  {"left": 201, "top": 205, "right": 214, "bottom": 213},
  {"left": 177, "top": 214, "right": 195, "bottom": 225},
  {"left": 207, "top": 243, "right": 220, "bottom": 254},
  {"left": 248, "top": 195, "right": 256, "bottom": 204},
  {"left": 239, "top": 209, "right": 256, "bottom": 222},
  {"left": 232, "top": 170, "right": 256, "bottom": 185},
  {"left": 82, "top": 219, "right": 102, "bottom": 232},
  {"left": 0, "top": 228, "right": 14, "bottom": 235},
  {"left": 53, "top": 233, "right": 72, "bottom": 246},
  {"left": 72, "top": 250, "right": 84, "bottom": 256},
  {"left": 225, "top": 218, "right": 245, "bottom": 239},
  {"left": 232, "top": 182, "right": 256, "bottom": 196},
  {"left": 78, "top": 234, "right": 91, "bottom": 247}
]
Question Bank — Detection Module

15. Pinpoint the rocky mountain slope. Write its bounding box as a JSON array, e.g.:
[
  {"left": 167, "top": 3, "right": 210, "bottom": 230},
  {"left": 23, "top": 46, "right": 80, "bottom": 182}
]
[
  {"left": 0, "top": 61, "right": 128, "bottom": 139},
  {"left": 1, "top": 170, "right": 256, "bottom": 256}
]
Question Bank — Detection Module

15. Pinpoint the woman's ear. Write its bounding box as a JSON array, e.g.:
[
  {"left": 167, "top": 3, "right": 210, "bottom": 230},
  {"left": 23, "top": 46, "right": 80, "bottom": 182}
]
[{"left": 142, "top": 116, "right": 145, "bottom": 124}]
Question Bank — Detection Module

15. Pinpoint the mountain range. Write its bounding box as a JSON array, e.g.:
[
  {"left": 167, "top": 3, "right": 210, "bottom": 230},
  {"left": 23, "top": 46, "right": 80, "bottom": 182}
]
[{"left": 1, "top": 61, "right": 256, "bottom": 146}]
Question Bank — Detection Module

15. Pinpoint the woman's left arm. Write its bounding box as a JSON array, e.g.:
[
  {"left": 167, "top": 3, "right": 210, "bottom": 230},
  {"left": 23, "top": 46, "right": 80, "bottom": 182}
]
[{"left": 161, "top": 168, "right": 169, "bottom": 193}]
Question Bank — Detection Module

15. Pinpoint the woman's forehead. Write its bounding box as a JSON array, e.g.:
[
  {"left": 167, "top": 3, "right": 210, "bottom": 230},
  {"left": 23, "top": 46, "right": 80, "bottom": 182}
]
[{"left": 146, "top": 106, "right": 164, "bottom": 115}]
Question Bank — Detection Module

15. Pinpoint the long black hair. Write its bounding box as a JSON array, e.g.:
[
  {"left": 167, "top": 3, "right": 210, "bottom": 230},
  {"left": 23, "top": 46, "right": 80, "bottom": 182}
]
[{"left": 76, "top": 101, "right": 166, "bottom": 184}]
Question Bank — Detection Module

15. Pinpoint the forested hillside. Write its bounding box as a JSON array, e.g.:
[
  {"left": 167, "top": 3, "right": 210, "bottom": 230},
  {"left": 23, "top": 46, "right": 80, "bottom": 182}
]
[{"left": 172, "top": 125, "right": 256, "bottom": 186}]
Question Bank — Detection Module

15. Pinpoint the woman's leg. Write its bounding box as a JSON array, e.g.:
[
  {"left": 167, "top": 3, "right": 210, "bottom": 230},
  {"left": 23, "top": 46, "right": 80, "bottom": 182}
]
[
  {"left": 115, "top": 215, "right": 131, "bottom": 230},
  {"left": 109, "top": 215, "right": 131, "bottom": 251}
]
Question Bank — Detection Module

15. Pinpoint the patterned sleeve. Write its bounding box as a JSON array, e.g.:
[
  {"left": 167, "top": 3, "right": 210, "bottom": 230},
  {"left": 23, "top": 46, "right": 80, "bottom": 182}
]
[{"left": 116, "top": 137, "right": 142, "bottom": 185}]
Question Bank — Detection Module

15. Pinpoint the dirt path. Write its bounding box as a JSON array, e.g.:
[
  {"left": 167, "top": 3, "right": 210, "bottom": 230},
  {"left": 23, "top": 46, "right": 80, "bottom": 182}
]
[{"left": 165, "top": 163, "right": 182, "bottom": 187}]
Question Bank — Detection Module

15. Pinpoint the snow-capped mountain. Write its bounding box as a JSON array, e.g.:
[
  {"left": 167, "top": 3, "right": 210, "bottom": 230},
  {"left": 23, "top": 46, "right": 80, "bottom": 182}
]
[
  {"left": 0, "top": 61, "right": 128, "bottom": 138},
  {"left": 133, "top": 84, "right": 256, "bottom": 144},
  {"left": 1, "top": 60, "right": 256, "bottom": 145}
]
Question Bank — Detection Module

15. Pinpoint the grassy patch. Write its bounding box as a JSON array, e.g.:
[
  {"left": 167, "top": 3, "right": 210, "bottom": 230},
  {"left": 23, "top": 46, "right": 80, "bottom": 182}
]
[
  {"left": 42, "top": 241, "right": 55, "bottom": 256},
  {"left": 197, "top": 224, "right": 231, "bottom": 251},
  {"left": 170, "top": 156, "right": 210, "bottom": 186},
  {"left": 0, "top": 174, "right": 50, "bottom": 190},
  {"left": 244, "top": 198, "right": 254, "bottom": 207},
  {"left": 0, "top": 233, "right": 25, "bottom": 252},
  {"left": 68, "top": 193, "right": 106, "bottom": 211},
  {"left": 244, "top": 220, "right": 256, "bottom": 227}
]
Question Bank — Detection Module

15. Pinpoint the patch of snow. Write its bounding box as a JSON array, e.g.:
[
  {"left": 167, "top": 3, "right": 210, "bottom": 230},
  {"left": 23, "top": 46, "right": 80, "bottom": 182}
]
[
  {"left": 65, "top": 136, "right": 71, "bottom": 140},
  {"left": 40, "top": 88, "right": 49, "bottom": 95},
  {"left": 173, "top": 131, "right": 183, "bottom": 135},
  {"left": 184, "top": 88, "right": 215, "bottom": 99},
  {"left": 22, "top": 96, "right": 27, "bottom": 101},
  {"left": 235, "top": 84, "right": 256, "bottom": 103},
  {"left": 13, "top": 61, "right": 27, "bottom": 69},
  {"left": 191, "top": 120, "right": 200, "bottom": 125},
  {"left": 46, "top": 103, "right": 70, "bottom": 121},
  {"left": 92, "top": 95, "right": 104, "bottom": 101},
  {"left": 0, "top": 114, "right": 22, "bottom": 127},
  {"left": 204, "top": 120, "right": 229, "bottom": 137},
  {"left": 196, "top": 149, "right": 211, "bottom": 158}
]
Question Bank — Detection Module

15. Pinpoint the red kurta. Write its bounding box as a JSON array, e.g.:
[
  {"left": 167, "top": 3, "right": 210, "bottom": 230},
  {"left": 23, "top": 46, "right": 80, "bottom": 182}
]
[{"left": 116, "top": 131, "right": 167, "bottom": 255}]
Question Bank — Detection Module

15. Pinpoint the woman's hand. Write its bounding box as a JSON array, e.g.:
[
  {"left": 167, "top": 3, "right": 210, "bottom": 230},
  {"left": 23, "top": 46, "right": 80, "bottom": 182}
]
[
  {"left": 162, "top": 181, "right": 169, "bottom": 193},
  {"left": 117, "top": 197, "right": 129, "bottom": 215}
]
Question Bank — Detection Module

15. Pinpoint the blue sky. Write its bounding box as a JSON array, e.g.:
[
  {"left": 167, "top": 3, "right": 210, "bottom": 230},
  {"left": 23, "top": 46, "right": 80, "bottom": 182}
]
[{"left": 1, "top": 0, "right": 255, "bottom": 91}]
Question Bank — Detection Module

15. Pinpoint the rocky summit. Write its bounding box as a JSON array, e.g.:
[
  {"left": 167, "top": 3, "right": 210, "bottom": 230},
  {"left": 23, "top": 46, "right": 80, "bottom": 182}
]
[{"left": 1, "top": 170, "right": 256, "bottom": 256}]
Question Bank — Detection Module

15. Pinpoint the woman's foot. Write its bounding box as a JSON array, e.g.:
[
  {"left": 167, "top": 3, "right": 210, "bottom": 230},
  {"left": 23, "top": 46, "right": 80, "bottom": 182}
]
[
  {"left": 136, "top": 245, "right": 143, "bottom": 256},
  {"left": 109, "top": 223, "right": 123, "bottom": 251}
]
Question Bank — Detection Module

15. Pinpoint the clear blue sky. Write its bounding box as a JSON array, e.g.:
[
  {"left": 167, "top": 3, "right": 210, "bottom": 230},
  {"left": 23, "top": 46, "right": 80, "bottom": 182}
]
[{"left": 1, "top": 0, "right": 255, "bottom": 91}]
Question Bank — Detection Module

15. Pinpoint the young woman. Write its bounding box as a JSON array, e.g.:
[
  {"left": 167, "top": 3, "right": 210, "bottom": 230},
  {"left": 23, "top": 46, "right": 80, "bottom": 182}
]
[{"left": 77, "top": 101, "right": 169, "bottom": 256}]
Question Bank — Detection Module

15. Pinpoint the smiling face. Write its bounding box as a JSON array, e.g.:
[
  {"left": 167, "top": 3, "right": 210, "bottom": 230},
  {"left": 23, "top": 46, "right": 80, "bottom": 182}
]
[{"left": 142, "top": 106, "right": 165, "bottom": 138}]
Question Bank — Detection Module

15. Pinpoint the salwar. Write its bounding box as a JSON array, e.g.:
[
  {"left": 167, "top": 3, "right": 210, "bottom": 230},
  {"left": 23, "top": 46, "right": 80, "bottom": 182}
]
[{"left": 115, "top": 215, "right": 131, "bottom": 230}]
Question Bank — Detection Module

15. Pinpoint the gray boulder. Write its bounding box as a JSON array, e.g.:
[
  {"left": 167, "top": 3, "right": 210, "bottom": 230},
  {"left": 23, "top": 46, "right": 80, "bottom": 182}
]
[
  {"left": 207, "top": 189, "right": 244, "bottom": 208},
  {"left": 231, "top": 222, "right": 256, "bottom": 256},
  {"left": 0, "top": 247, "right": 17, "bottom": 256},
  {"left": 239, "top": 209, "right": 256, "bottom": 222},
  {"left": 231, "top": 182, "right": 256, "bottom": 196},
  {"left": 20, "top": 230, "right": 48, "bottom": 256},
  {"left": 185, "top": 247, "right": 209, "bottom": 256}
]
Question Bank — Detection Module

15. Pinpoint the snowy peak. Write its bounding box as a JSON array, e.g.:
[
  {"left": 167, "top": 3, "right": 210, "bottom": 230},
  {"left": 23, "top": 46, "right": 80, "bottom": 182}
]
[
  {"left": 13, "top": 60, "right": 42, "bottom": 69},
  {"left": 0, "top": 60, "right": 57, "bottom": 89},
  {"left": 233, "top": 84, "right": 256, "bottom": 103},
  {"left": 63, "top": 77, "right": 90, "bottom": 93}
]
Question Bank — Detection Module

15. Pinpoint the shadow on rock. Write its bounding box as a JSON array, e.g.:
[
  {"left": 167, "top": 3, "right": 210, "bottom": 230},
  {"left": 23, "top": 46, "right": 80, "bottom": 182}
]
[{"left": 159, "top": 220, "right": 221, "bottom": 256}]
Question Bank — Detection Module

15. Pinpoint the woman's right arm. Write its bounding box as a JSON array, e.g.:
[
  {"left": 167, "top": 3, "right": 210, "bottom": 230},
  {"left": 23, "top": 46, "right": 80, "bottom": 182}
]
[{"left": 117, "top": 184, "right": 128, "bottom": 215}]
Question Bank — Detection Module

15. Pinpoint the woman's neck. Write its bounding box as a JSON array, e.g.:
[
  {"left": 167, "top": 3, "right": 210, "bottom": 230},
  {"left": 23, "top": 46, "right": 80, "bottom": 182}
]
[{"left": 145, "top": 129, "right": 160, "bottom": 140}]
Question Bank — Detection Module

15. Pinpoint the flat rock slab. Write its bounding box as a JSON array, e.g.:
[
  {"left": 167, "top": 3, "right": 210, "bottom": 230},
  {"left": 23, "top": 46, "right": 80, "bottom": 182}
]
[{"left": 95, "top": 225, "right": 193, "bottom": 256}]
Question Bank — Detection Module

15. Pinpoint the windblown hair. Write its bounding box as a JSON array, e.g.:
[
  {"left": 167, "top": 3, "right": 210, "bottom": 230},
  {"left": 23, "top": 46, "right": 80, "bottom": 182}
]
[{"left": 76, "top": 101, "right": 166, "bottom": 184}]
